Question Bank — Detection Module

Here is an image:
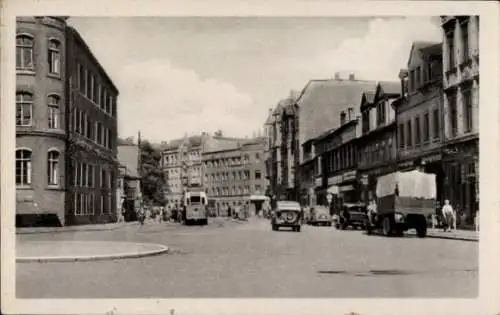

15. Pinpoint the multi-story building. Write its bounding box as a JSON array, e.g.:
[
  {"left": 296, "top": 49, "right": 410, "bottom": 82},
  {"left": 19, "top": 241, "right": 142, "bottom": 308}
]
[
  {"left": 15, "top": 17, "right": 119, "bottom": 227},
  {"left": 440, "top": 16, "right": 479, "bottom": 223},
  {"left": 203, "top": 138, "right": 268, "bottom": 216},
  {"left": 357, "top": 81, "right": 400, "bottom": 202},
  {"left": 296, "top": 74, "right": 376, "bottom": 205},
  {"left": 264, "top": 91, "right": 300, "bottom": 202},
  {"left": 395, "top": 42, "right": 445, "bottom": 202},
  {"left": 314, "top": 109, "right": 362, "bottom": 206},
  {"left": 161, "top": 134, "right": 205, "bottom": 209},
  {"left": 161, "top": 133, "right": 246, "bottom": 209},
  {"left": 117, "top": 142, "right": 141, "bottom": 221}
]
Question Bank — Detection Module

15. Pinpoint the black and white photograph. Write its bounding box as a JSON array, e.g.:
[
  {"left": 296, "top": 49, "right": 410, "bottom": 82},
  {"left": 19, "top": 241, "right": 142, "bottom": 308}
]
[{"left": 1, "top": 1, "right": 499, "bottom": 315}]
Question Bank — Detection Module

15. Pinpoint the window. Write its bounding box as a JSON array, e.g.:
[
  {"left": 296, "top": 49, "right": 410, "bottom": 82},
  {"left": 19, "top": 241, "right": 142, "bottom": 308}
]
[
  {"left": 423, "top": 113, "right": 430, "bottom": 142},
  {"left": 16, "top": 149, "right": 32, "bottom": 185},
  {"left": 255, "top": 170, "right": 261, "bottom": 180},
  {"left": 16, "top": 92, "right": 33, "bottom": 126},
  {"left": 398, "top": 123, "right": 405, "bottom": 148},
  {"left": 433, "top": 109, "right": 440, "bottom": 140},
  {"left": 101, "top": 88, "right": 107, "bottom": 110},
  {"left": 460, "top": 19, "right": 469, "bottom": 62},
  {"left": 463, "top": 88, "right": 473, "bottom": 132},
  {"left": 415, "top": 116, "right": 421, "bottom": 146},
  {"left": 47, "top": 150, "right": 60, "bottom": 185},
  {"left": 377, "top": 102, "right": 386, "bottom": 126},
  {"left": 448, "top": 93, "right": 458, "bottom": 136},
  {"left": 362, "top": 111, "right": 370, "bottom": 133},
  {"left": 47, "top": 95, "right": 60, "bottom": 129},
  {"left": 79, "top": 110, "right": 85, "bottom": 136},
  {"left": 93, "top": 78, "right": 98, "bottom": 103},
  {"left": 446, "top": 31, "right": 455, "bottom": 68},
  {"left": 85, "top": 113, "right": 92, "bottom": 139},
  {"left": 409, "top": 70, "right": 415, "bottom": 92},
  {"left": 107, "top": 129, "right": 112, "bottom": 149},
  {"left": 406, "top": 120, "right": 413, "bottom": 147},
  {"left": 77, "top": 63, "right": 85, "bottom": 93},
  {"left": 48, "top": 39, "right": 61, "bottom": 74},
  {"left": 112, "top": 94, "right": 117, "bottom": 117},
  {"left": 16, "top": 35, "right": 34, "bottom": 70},
  {"left": 87, "top": 71, "right": 92, "bottom": 98},
  {"left": 106, "top": 95, "right": 112, "bottom": 113},
  {"left": 97, "top": 84, "right": 102, "bottom": 106},
  {"left": 95, "top": 122, "right": 103, "bottom": 145},
  {"left": 88, "top": 164, "right": 94, "bottom": 188}
]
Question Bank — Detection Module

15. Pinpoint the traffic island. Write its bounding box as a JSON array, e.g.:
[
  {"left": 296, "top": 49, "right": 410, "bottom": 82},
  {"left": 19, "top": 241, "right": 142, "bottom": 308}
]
[{"left": 16, "top": 241, "right": 169, "bottom": 263}]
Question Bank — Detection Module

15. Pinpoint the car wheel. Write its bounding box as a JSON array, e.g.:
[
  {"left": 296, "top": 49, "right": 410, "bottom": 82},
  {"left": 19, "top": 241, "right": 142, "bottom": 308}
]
[
  {"left": 296, "top": 226, "right": 301, "bottom": 232},
  {"left": 335, "top": 224, "right": 340, "bottom": 230}
]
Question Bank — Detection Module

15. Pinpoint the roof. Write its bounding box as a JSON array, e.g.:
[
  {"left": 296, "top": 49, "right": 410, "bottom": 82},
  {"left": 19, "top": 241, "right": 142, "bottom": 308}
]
[
  {"left": 297, "top": 78, "right": 377, "bottom": 143},
  {"left": 377, "top": 81, "right": 401, "bottom": 96},
  {"left": 407, "top": 41, "right": 443, "bottom": 67},
  {"left": 66, "top": 26, "right": 118, "bottom": 93},
  {"left": 117, "top": 145, "right": 140, "bottom": 178}
]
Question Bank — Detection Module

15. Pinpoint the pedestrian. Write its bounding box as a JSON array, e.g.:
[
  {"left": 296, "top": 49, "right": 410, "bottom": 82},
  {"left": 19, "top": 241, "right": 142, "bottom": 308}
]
[
  {"left": 367, "top": 199, "right": 377, "bottom": 226},
  {"left": 441, "top": 199, "right": 455, "bottom": 232}
]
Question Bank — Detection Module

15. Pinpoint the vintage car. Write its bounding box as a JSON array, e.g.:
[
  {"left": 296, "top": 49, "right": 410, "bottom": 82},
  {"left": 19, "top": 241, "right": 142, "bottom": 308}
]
[
  {"left": 309, "top": 206, "right": 332, "bottom": 226},
  {"left": 333, "top": 202, "right": 367, "bottom": 230},
  {"left": 271, "top": 201, "right": 303, "bottom": 232}
]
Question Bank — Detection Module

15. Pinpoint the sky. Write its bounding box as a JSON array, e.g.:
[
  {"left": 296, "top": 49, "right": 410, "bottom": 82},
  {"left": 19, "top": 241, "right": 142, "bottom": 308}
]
[{"left": 67, "top": 16, "right": 442, "bottom": 143}]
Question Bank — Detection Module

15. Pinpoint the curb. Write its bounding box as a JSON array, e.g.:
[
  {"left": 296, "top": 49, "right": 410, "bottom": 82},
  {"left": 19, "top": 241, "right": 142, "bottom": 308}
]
[
  {"left": 17, "top": 243, "right": 169, "bottom": 263},
  {"left": 16, "top": 222, "right": 138, "bottom": 235},
  {"left": 407, "top": 232, "right": 478, "bottom": 242}
]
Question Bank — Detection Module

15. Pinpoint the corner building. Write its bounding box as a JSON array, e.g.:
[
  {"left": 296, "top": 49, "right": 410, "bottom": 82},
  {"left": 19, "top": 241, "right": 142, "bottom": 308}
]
[
  {"left": 441, "top": 16, "right": 479, "bottom": 223},
  {"left": 15, "top": 17, "right": 119, "bottom": 226}
]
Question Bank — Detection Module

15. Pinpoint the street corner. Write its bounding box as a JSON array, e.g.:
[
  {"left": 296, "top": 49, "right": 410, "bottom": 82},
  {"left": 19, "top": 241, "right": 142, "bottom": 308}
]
[{"left": 16, "top": 241, "right": 169, "bottom": 263}]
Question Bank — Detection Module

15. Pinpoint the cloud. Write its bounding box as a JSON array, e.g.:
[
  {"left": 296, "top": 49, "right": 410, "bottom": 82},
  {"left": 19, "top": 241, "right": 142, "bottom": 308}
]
[
  {"left": 295, "top": 17, "right": 442, "bottom": 82},
  {"left": 116, "top": 60, "right": 257, "bottom": 142}
]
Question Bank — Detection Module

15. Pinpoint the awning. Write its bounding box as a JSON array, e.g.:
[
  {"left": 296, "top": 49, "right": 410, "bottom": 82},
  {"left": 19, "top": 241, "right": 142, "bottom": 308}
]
[
  {"left": 339, "top": 185, "right": 355, "bottom": 192},
  {"left": 327, "top": 185, "right": 339, "bottom": 194}
]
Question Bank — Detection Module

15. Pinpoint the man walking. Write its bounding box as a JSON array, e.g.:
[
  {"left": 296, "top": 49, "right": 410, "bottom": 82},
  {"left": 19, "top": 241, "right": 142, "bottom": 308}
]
[{"left": 441, "top": 199, "right": 455, "bottom": 232}]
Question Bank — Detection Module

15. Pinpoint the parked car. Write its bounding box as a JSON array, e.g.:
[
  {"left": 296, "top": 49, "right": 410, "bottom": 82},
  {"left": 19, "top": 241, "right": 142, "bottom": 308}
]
[
  {"left": 271, "top": 201, "right": 303, "bottom": 232},
  {"left": 333, "top": 202, "right": 367, "bottom": 230},
  {"left": 309, "top": 206, "right": 332, "bottom": 226}
]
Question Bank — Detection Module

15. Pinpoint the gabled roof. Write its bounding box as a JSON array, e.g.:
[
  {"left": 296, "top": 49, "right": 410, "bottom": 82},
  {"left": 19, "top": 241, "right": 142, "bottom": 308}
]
[
  {"left": 297, "top": 78, "right": 376, "bottom": 143},
  {"left": 407, "top": 41, "right": 442, "bottom": 67},
  {"left": 117, "top": 145, "right": 140, "bottom": 178},
  {"left": 373, "top": 81, "right": 401, "bottom": 103}
]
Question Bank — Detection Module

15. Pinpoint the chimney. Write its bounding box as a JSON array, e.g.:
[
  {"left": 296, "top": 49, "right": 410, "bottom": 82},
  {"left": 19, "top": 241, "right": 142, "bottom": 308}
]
[
  {"left": 334, "top": 72, "right": 340, "bottom": 80},
  {"left": 347, "top": 107, "right": 354, "bottom": 121},
  {"left": 340, "top": 111, "right": 346, "bottom": 125},
  {"left": 349, "top": 73, "right": 355, "bottom": 81}
]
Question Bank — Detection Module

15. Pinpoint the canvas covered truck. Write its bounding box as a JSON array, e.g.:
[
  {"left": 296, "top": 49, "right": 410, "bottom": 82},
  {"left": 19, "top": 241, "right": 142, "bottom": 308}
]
[{"left": 366, "top": 170, "right": 436, "bottom": 238}]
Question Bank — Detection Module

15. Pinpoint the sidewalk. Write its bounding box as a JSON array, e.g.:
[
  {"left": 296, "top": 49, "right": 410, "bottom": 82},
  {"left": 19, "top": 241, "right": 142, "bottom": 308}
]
[
  {"left": 16, "top": 221, "right": 138, "bottom": 235},
  {"left": 17, "top": 240, "right": 169, "bottom": 262},
  {"left": 408, "top": 228, "right": 479, "bottom": 242}
]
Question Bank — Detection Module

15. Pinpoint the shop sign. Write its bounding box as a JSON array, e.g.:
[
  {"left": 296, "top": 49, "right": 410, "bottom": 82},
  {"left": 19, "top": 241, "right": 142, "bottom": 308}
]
[
  {"left": 360, "top": 174, "right": 368, "bottom": 185},
  {"left": 339, "top": 185, "right": 355, "bottom": 192},
  {"left": 422, "top": 154, "right": 442, "bottom": 164},
  {"left": 342, "top": 170, "right": 357, "bottom": 182},
  {"left": 314, "top": 177, "right": 322, "bottom": 187},
  {"left": 328, "top": 175, "right": 342, "bottom": 185}
]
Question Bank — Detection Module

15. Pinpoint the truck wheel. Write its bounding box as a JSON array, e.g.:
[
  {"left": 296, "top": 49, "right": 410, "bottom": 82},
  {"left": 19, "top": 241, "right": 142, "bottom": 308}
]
[
  {"left": 272, "top": 224, "right": 278, "bottom": 231},
  {"left": 416, "top": 219, "right": 427, "bottom": 238},
  {"left": 382, "top": 217, "right": 393, "bottom": 236}
]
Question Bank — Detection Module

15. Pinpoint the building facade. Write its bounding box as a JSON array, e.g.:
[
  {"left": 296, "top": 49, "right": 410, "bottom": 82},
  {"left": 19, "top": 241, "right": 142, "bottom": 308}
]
[
  {"left": 441, "top": 16, "right": 479, "bottom": 223},
  {"left": 296, "top": 74, "right": 376, "bottom": 206},
  {"left": 203, "top": 138, "right": 268, "bottom": 216},
  {"left": 395, "top": 42, "right": 445, "bottom": 203},
  {"left": 357, "top": 82, "right": 400, "bottom": 202},
  {"left": 117, "top": 142, "right": 141, "bottom": 221},
  {"left": 315, "top": 110, "right": 361, "bottom": 206},
  {"left": 161, "top": 135, "right": 205, "bottom": 209},
  {"left": 15, "top": 17, "right": 119, "bottom": 227}
]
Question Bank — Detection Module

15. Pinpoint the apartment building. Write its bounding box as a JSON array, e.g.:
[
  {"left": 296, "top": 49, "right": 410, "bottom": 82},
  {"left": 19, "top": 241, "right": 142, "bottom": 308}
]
[
  {"left": 395, "top": 41, "right": 445, "bottom": 202},
  {"left": 441, "top": 16, "right": 479, "bottom": 222},
  {"left": 203, "top": 138, "right": 268, "bottom": 216},
  {"left": 15, "top": 16, "right": 119, "bottom": 227}
]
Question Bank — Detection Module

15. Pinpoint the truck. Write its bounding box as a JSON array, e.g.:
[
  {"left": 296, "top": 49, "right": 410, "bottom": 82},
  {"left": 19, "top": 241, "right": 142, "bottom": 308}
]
[
  {"left": 366, "top": 170, "right": 436, "bottom": 238},
  {"left": 181, "top": 186, "right": 208, "bottom": 226}
]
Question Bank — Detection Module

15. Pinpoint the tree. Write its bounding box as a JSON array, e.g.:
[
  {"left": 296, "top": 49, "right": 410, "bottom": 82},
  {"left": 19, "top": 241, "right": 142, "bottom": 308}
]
[{"left": 139, "top": 140, "right": 166, "bottom": 206}]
